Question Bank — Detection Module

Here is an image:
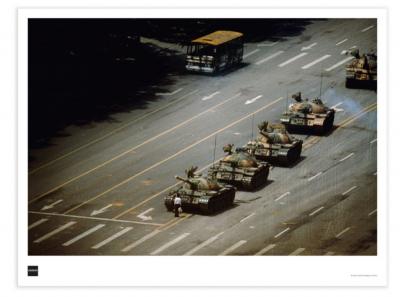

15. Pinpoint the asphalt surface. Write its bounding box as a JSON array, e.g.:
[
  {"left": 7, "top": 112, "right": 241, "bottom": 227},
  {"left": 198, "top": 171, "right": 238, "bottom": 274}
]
[{"left": 28, "top": 19, "right": 377, "bottom": 256}]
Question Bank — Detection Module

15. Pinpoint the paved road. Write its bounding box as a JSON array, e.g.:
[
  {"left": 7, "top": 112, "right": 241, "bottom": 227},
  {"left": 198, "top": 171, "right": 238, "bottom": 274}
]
[{"left": 28, "top": 19, "right": 377, "bottom": 256}]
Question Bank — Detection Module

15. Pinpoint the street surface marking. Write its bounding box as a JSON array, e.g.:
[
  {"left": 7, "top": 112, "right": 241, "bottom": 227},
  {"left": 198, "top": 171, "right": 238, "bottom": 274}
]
[
  {"left": 91, "top": 227, "right": 133, "bottom": 249},
  {"left": 342, "top": 186, "right": 358, "bottom": 196},
  {"left": 331, "top": 102, "right": 343, "bottom": 109},
  {"left": 219, "top": 240, "right": 247, "bottom": 255},
  {"left": 335, "top": 227, "right": 351, "bottom": 238},
  {"left": 137, "top": 208, "right": 154, "bottom": 221},
  {"left": 28, "top": 89, "right": 198, "bottom": 175},
  {"left": 255, "top": 51, "right": 284, "bottom": 65},
  {"left": 336, "top": 38, "right": 348, "bottom": 46},
  {"left": 150, "top": 233, "right": 190, "bottom": 255},
  {"left": 289, "top": 247, "right": 305, "bottom": 255},
  {"left": 184, "top": 232, "right": 225, "bottom": 255},
  {"left": 29, "top": 210, "right": 162, "bottom": 226},
  {"left": 34, "top": 221, "right": 76, "bottom": 243},
  {"left": 274, "top": 227, "right": 290, "bottom": 238},
  {"left": 62, "top": 224, "right": 105, "bottom": 246},
  {"left": 325, "top": 251, "right": 335, "bottom": 256},
  {"left": 278, "top": 52, "right": 308, "bottom": 67},
  {"left": 339, "top": 153, "right": 354, "bottom": 162},
  {"left": 31, "top": 93, "right": 241, "bottom": 204},
  {"left": 325, "top": 56, "right": 354, "bottom": 71},
  {"left": 240, "top": 213, "right": 255, "bottom": 223},
  {"left": 202, "top": 91, "right": 220, "bottom": 101},
  {"left": 257, "top": 41, "right": 278, "bottom": 47},
  {"left": 28, "top": 218, "right": 48, "bottom": 230},
  {"left": 41, "top": 199, "right": 63, "bottom": 211},
  {"left": 63, "top": 96, "right": 284, "bottom": 214},
  {"left": 301, "top": 54, "right": 331, "bottom": 69},
  {"left": 254, "top": 244, "right": 276, "bottom": 255},
  {"left": 121, "top": 229, "right": 161, "bottom": 252},
  {"left": 301, "top": 42, "right": 317, "bottom": 51},
  {"left": 368, "top": 209, "right": 377, "bottom": 216},
  {"left": 90, "top": 204, "right": 113, "bottom": 216},
  {"left": 370, "top": 138, "right": 377, "bottom": 144},
  {"left": 361, "top": 25, "right": 374, "bottom": 32},
  {"left": 155, "top": 88, "right": 183, "bottom": 96},
  {"left": 309, "top": 206, "right": 324, "bottom": 216},
  {"left": 275, "top": 192, "right": 290, "bottom": 202},
  {"left": 243, "top": 49, "right": 260, "bottom": 58},
  {"left": 308, "top": 172, "right": 322, "bottom": 182},
  {"left": 245, "top": 95, "right": 263, "bottom": 105}
]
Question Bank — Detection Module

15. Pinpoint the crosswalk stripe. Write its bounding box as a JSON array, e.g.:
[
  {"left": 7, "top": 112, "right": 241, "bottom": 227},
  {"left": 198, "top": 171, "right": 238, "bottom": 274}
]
[
  {"left": 184, "top": 232, "right": 224, "bottom": 255},
  {"left": 28, "top": 218, "right": 48, "bottom": 230},
  {"left": 34, "top": 221, "right": 76, "bottom": 243},
  {"left": 121, "top": 229, "right": 161, "bottom": 252},
  {"left": 219, "top": 240, "right": 247, "bottom": 255},
  {"left": 254, "top": 244, "right": 276, "bottom": 255},
  {"left": 301, "top": 54, "right": 331, "bottom": 69},
  {"left": 91, "top": 227, "right": 133, "bottom": 249},
  {"left": 62, "top": 224, "right": 105, "bottom": 246},
  {"left": 150, "top": 233, "right": 190, "bottom": 255},
  {"left": 278, "top": 52, "right": 308, "bottom": 67},
  {"left": 325, "top": 56, "right": 354, "bottom": 72},
  {"left": 255, "top": 51, "right": 284, "bottom": 65}
]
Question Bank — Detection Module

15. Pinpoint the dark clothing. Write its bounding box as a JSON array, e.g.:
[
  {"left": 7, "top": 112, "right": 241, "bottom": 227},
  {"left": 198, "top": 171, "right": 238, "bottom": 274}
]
[{"left": 174, "top": 204, "right": 181, "bottom": 217}]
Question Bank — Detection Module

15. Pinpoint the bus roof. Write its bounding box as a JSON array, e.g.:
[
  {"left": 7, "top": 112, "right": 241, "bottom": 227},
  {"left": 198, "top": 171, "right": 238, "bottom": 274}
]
[{"left": 191, "top": 30, "right": 243, "bottom": 46}]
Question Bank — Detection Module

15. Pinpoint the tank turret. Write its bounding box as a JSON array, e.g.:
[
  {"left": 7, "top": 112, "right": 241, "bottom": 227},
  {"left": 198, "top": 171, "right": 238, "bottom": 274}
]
[{"left": 345, "top": 48, "right": 377, "bottom": 89}]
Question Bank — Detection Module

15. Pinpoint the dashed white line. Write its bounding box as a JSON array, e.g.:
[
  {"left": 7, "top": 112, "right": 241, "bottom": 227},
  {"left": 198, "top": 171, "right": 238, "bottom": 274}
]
[
  {"left": 274, "top": 191, "right": 291, "bottom": 202},
  {"left": 368, "top": 209, "right": 377, "bottom": 216},
  {"left": 255, "top": 51, "right": 284, "bottom": 65},
  {"left": 121, "top": 229, "right": 161, "bottom": 252},
  {"left": 184, "top": 232, "right": 225, "bottom": 255},
  {"left": 325, "top": 56, "right": 354, "bottom": 72},
  {"left": 155, "top": 88, "right": 183, "bottom": 96},
  {"left": 336, "top": 38, "right": 348, "bottom": 46},
  {"left": 339, "top": 152, "right": 354, "bottom": 162},
  {"left": 202, "top": 91, "right": 220, "bottom": 101},
  {"left": 370, "top": 138, "right": 377, "bottom": 144},
  {"left": 342, "top": 186, "right": 358, "bottom": 196},
  {"left": 62, "top": 224, "right": 105, "bottom": 246},
  {"left": 278, "top": 52, "right": 308, "bottom": 67},
  {"left": 274, "top": 227, "right": 290, "bottom": 238},
  {"left": 361, "top": 25, "right": 374, "bottom": 32},
  {"left": 301, "top": 54, "right": 331, "bottom": 69},
  {"left": 290, "top": 247, "right": 305, "bottom": 255},
  {"left": 245, "top": 95, "right": 263, "bottom": 105},
  {"left": 308, "top": 172, "right": 322, "bottom": 182},
  {"left": 257, "top": 41, "right": 279, "bottom": 47},
  {"left": 325, "top": 251, "right": 335, "bottom": 256},
  {"left": 219, "top": 240, "right": 247, "bottom": 255},
  {"left": 28, "top": 218, "right": 48, "bottom": 230},
  {"left": 335, "top": 227, "right": 351, "bottom": 238},
  {"left": 309, "top": 206, "right": 324, "bottom": 216},
  {"left": 331, "top": 102, "right": 343, "bottom": 109},
  {"left": 34, "top": 221, "right": 76, "bottom": 243},
  {"left": 150, "top": 233, "right": 190, "bottom": 255},
  {"left": 240, "top": 213, "right": 255, "bottom": 223},
  {"left": 301, "top": 42, "right": 318, "bottom": 51},
  {"left": 254, "top": 244, "right": 276, "bottom": 255},
  {"left": 243, "top": 49, "right": 260, "bottom": 58},
  {"left": 91, "top": 227, "right": 133, "bottom": 250}
]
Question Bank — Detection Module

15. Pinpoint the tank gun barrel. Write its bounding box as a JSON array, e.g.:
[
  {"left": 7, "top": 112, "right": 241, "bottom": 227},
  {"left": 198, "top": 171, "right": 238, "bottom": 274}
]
[{"left": 175, "top": 175, "right": 196, "bottom": 186}]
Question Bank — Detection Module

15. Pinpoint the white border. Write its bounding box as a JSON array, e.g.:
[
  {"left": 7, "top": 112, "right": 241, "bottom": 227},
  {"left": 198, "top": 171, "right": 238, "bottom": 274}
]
[{"left": 18, "top": 8, "right": 387, "bottom": 286}]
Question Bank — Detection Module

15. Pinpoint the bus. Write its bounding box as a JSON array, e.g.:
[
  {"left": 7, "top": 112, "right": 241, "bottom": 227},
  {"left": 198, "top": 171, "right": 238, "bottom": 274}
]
[{"left": 185, "top": 30, "right": 244, "bottom": 74}]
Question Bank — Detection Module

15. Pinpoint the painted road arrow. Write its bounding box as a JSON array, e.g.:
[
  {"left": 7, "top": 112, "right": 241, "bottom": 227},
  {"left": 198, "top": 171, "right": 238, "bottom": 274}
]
[
  {"left": 301, "top": 42, "right": 317, "bottom": 51},
  {"left": 90, "top": 204, "right": 113, "bottom": 216},
  {"left": 245, "top": 95, "right": 263, "bottom": 105},
  {"left": 137, "top": 208, "right": 154, "bottom": 221},
  {"left": 41, "top": 199, "right": 63, "bottom": 211}
]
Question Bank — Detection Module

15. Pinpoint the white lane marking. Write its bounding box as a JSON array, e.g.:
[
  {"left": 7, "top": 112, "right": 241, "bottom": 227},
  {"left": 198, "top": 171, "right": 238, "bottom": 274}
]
[
  {"left": 255, "top": 51, "right": 284, "bottom": 65},
  {"left": 28, "top": 218, "right": 48, "bottom": 230},
  {"left": 370, "top": 138, "right": 377, "bottom": 144},
  {"left": 121, "top": 229, "right": 161, "bottom": 252},
  {"left": 331, "top": 102, "right": 343, "bottom": 109},
  {"left": 90, "top": 204, "right": 113, "bottom": 216},
  {"left": 368, "top": 209, "right": 377, "bottom": 216},
  {"left": 202, "top": 91, "right": 220, "bottom": 101},
  {"left": 350, "top": 45, "right": 357, "bottom": 49},
  {"left": 325, "top": 56, "right": 354, "bottom": 71},
  {"left": 155, "top": 88, "right": 183, "bottom": 96},
  {"left": 309, "top": 206, "right": 324, "bottom": 216},
  {"left": 254, "top": 244, "right": 276, "bottom": 255},
  {"left": 240, "top": 213, "right": 255, "bottom": 223},
  {"left": 342, "top": 186, "right": 358, "bottom": 196},
  {"left": 243, "top": 49, "right": 260, "bottom": 58},
  {"left": 62, "top": 224, "right": 105, "bottom": 246},
  {"left": 301, "top": 42, "right": 317, "bottom": 51},
  {"left": 219, "top": 240, "right": 247, "bottom": 255},
  {"left": 150, "top": 233, "right": 190, "bottom": 255},
  {"left": 308, "top": 172, "right": 322, "bottom": 182},
  {"left": 339, "top": 152, "right": 354, "bottom": 162},
  {"left": 336, "top": 38, "right": 348, "bottom": 46},
  {"left": 278, "top": 52, "right": 308, "bottom": 67},
  {"left": 301, "top": 54, "right": 331, "bottom": 69},
  {"left": 184, "top": 232, "right": 224, "bottom": 255},
  {"left": 274, "top": 191, "right": 291, "bottom": 202},
  {"left": 274, "top": 227, "right": 290, "bottom": 238},
  {"left": 361, "top": 25, "right": 374, "bottom": 32},
  {"left": 290, "top": 247, "right": 305, "bottom": 255},
  {"left": 325, "top": 251, "right": 335, "bottom": 256},
  {"left": 91, "top": 227, "right": 133, "bottom": 249},
  {"left": 257, "top": 41, "right": 279, "bottom": 47},
  {"left": 137, "top": 208, "right": 154, "bottom": 221},
  {"left": 335, "top": 227, "right": 351, "bottom": 238},
  {"left": 233, "top": 132, "right": 241, "bottom": 135},
  {"left": 245, "top": 95, "right": 263, "bottom": 105},
  {"left": 41, "top": 199, "right": 63, "bottom": 211},
  {"left": 34, "top": 221, "right": 76, "bottom": 243}
]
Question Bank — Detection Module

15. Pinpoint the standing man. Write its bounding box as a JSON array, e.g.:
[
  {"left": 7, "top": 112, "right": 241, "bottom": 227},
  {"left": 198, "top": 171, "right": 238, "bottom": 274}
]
[{"left": 173, "top": 194, "right": 182, "bottom": 217}]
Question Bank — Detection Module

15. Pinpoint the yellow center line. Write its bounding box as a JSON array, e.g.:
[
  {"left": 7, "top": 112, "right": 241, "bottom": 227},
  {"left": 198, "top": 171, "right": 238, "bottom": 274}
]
[
  {"left": 158, "top": 214, "right": 193, "bottom": 231},
  {"left": 62, "top": 97, "right": 284, "bottom": 215},
  {"left": 29, "top": 92, "right": 241, "bottom": 204},
  {"left": 29, "top": 89, "right": 199, "bottom": 176}
]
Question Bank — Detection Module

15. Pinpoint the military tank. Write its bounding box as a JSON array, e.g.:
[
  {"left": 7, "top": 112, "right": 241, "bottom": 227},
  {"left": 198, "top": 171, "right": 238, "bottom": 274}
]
[
  {"left": 207, "top": 144, "right": 270, "bottom": 190},
  {"left": 245, "top": 121, "right": 303, "bottom": 166},
  {"left": 280, "top": 92, "right": 335, "bottom": 134},
  {"left": 164, "top": 166, "right": 236, "bottom": 214},
  {"left": 345, "top": 48, "right": 377, "bottom": 89}
]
